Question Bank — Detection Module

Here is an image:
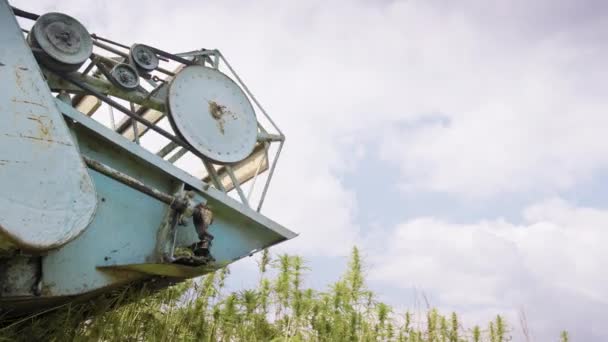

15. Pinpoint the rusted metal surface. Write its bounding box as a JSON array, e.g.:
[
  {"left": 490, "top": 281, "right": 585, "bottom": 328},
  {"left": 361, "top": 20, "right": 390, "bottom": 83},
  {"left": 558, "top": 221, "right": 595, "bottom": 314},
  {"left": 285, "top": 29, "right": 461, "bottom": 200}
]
[{"left": 0, "top": 1, "right": 97, "bottom": 251}]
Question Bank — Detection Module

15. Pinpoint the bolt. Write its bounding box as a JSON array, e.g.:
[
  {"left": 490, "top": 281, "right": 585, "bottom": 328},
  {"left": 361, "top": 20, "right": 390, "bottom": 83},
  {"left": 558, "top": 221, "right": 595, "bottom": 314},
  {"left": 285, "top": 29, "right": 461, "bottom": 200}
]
[
  {"left": 55, "top": 31, "right": 73, "bottom": 46},
  {"left": 118, "top": 68, "right": 135, "bottom": 84},
  {"left": 138, "top": 49, "right": 151, "bottom": 64}
]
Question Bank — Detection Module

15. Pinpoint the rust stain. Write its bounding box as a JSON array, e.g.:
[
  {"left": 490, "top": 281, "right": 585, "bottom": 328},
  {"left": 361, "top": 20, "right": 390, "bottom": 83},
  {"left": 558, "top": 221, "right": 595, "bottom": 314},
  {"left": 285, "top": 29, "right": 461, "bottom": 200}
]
[
  {"left": 27, "top": 114, "right": 49, "bottom": 120},
  {"left": 14, "top": 66, "right": 26, "bottom": 93},
  {"left": 3, "top": 133, "right": 72, "bottom": 146},
  {"left": 209, "top": 101, "right": 226, "bottom": 134},
  {"left": 209, "top": 101, "right": 227, "bottom": 119},
  {"left": 12, "top": 98, "right": 48, "bottom": 109},
  {"left": 22, "top": 113, "right": 56, "bottom": 141},
  {"left": 27, "top": 116, "right": 52, "bottom": 137},
  {"left": 208, "top": 101, "right": 236, "bottom": 135},
  {"left": 20, "top": 134, "right": 71, "bottom": 146}
]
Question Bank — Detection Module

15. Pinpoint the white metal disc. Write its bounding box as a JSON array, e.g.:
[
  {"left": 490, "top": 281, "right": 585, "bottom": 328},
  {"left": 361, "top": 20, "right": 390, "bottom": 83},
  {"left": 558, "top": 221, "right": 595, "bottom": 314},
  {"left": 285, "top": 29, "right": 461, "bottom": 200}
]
[{"left": 167, "top": 66, "right": 257, "bottom": 164}]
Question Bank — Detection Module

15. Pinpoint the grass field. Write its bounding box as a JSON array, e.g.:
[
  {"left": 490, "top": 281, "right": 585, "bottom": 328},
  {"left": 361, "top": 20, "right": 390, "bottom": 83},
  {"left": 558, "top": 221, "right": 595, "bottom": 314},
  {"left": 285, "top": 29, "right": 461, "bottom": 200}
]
[{"left": 0, "top": 247, "right": 568, "bottom": 341}]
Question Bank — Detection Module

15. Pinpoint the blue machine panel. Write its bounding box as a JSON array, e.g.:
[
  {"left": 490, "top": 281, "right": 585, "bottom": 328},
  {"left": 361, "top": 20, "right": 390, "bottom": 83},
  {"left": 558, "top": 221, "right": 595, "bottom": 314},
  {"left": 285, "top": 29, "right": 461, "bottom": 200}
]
[{"left": 0, "top": 0, "right": 97, "bottom": 252}]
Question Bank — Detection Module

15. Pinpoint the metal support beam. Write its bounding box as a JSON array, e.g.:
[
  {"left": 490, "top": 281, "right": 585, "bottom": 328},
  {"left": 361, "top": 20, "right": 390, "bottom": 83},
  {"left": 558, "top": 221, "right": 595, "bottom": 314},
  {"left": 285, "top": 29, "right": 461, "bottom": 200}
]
[
  {"left": 45, "top": 71, "right": 165, "bottom": 112},
  {"left": 226, "top": 166, "right": 249, "bottom": 207},
  {"left": 83, "top": 156, "right": 175, "bottom": 206},
  {"left": 257, "top": 141, "right": 284, "bottom": 212}
]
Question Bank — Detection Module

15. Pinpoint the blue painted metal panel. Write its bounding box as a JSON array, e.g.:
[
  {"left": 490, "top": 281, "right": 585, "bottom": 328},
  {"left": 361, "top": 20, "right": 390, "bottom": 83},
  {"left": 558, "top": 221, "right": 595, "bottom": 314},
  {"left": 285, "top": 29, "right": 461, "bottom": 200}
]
[
  {"left": 41, "top": 169, "right": 165, "bottom": 296},
  {"left": 37, "top": 119, "right": 294, "bottom": 297},
  {"left": 0, "top": 0, "right": 97, "bottom": 252}
]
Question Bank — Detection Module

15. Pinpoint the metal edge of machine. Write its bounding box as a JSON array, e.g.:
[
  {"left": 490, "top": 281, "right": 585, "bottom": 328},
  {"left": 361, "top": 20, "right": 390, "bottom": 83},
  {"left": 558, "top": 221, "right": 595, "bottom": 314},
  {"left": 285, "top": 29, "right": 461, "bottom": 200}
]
[{"left": 0, "top": 1, "right": 297, "bottom": 317}]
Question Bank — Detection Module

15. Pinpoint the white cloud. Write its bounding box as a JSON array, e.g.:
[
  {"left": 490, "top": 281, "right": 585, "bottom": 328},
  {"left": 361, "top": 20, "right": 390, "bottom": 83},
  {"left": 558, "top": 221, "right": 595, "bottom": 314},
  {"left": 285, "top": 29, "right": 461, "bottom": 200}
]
[
  {"left": 14, "top": 1, "right": 608, "bottom": 339},
  {"left": 369, "top": 198, "right": 608, "bottom": 340},
  {"left": 376, "top": 5, "right": 608, "bottom": 197}
]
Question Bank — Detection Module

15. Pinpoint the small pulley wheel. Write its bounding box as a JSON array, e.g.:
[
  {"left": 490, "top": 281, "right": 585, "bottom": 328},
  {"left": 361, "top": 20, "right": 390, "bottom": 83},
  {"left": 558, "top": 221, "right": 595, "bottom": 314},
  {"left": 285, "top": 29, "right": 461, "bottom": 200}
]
[
  {"left": 109, "top": 63, "right": 140, "bottom": 90},
  {"left": 130, "top": 44, "right": 159, "bottom": 72},
  {"left": 28, "top": 12, "right": 93, "bottom": 72}
]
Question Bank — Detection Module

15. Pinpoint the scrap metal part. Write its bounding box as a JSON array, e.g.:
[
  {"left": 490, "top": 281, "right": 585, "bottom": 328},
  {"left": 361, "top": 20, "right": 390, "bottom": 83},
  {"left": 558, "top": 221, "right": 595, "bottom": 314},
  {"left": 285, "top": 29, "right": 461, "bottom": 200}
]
[
  {"left": 130, "top": 44, "right": 159, "bottom": 72},
  {"left": 109, "top": 63, "right": 140, "bottom": 90},
  {"left": 27, "top": 12, "right": 93, "bottom": 72}
]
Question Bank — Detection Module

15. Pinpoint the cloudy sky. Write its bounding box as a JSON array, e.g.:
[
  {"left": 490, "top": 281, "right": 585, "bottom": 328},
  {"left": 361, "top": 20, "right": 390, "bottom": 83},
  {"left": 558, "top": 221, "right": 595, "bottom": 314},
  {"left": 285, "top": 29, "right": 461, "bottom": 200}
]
[{"left": 16, "top": 0, "right": 608, "bottom": 340}]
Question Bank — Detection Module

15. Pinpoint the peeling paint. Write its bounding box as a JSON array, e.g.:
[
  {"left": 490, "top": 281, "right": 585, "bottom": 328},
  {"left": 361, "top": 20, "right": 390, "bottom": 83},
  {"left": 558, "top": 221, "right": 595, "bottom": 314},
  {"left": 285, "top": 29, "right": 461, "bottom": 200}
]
[
  {"left": 209, "top": 101, "right": 227, "bottom": 134},
  {"left": 12, "top": 97, "right": 48, "bottom": 109},
  {"left": 3, "top": 133, "right": 72, "bottom": 146},
  {"left": 14, "top": 66, "right": 26, "bottom": 93},
  {"left": 208, "top": 100, "right": 238, "bottom": 135}
]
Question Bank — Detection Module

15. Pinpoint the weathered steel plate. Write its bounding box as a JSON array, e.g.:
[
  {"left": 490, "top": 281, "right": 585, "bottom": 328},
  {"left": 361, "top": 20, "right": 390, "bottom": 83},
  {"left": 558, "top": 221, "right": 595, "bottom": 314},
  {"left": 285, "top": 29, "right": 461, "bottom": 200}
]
[
  {"left": 0, "top": 2, "right": 97, "bottom": 251},
  {"left": 167, "top": 66, "right": 258, "bottom": 164}
]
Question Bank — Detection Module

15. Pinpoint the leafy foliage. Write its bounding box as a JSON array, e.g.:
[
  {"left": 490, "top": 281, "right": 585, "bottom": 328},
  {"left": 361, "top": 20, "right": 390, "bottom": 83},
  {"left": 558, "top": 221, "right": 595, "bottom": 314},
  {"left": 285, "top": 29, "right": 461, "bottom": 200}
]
[{"left": 0, "top": 247, "right": 565, "bottom": 341}]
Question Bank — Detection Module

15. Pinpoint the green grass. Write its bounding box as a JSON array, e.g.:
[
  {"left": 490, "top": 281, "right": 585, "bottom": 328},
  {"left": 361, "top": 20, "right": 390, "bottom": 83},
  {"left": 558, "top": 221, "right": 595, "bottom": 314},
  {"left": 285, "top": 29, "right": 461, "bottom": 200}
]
[{"left": 0, "top": 247, "right": 568, "bottom": 341}]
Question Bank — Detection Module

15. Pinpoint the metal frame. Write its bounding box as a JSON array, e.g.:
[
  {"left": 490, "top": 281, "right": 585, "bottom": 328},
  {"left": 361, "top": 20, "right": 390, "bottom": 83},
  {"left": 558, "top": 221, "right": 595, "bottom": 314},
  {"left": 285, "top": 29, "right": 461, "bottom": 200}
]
[
  {"left": 55, "top": 99, "right": 295, "bottom": 240},
  {"left": 13, "top": 7, "right": 285, "bottom": 212}
]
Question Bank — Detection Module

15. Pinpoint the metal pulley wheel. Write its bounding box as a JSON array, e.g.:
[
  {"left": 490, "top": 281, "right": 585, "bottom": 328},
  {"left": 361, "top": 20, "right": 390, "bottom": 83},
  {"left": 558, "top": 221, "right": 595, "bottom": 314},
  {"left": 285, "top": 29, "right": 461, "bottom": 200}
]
[
  {"left": 28, "top": 12, "right": 92, "bottom": 72},
  {"left": 109, "top": 63, "right": 139, "bottom": 90},
  {"left": 130, "top": 44, "right": 159, "bottom": 72},
  {"left": 167, "top": 66, "right": 258, "bottom": 164}
]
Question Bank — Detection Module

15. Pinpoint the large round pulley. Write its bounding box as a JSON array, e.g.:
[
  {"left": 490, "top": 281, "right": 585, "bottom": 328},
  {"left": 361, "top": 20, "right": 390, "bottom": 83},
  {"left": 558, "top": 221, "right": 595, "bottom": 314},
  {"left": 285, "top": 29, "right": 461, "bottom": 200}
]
[
  {"left": 130, "top": 44, "right": 159, "bottom": 72},
  {"left": 28, "top": 12, "right": 92, "bottom": 72},
  {"left": 109, "top": 63, "right": 139, "bottom": 90},
  {"left": 167, "top": 66, "right": 258, "bottom": 164}
]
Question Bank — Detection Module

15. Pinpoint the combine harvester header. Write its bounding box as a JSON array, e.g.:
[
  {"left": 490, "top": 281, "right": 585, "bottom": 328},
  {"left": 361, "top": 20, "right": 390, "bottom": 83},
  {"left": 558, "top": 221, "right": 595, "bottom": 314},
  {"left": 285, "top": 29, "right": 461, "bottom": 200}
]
[{"left": 0, "top": 1, "right": 295, "bottom": 316}]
